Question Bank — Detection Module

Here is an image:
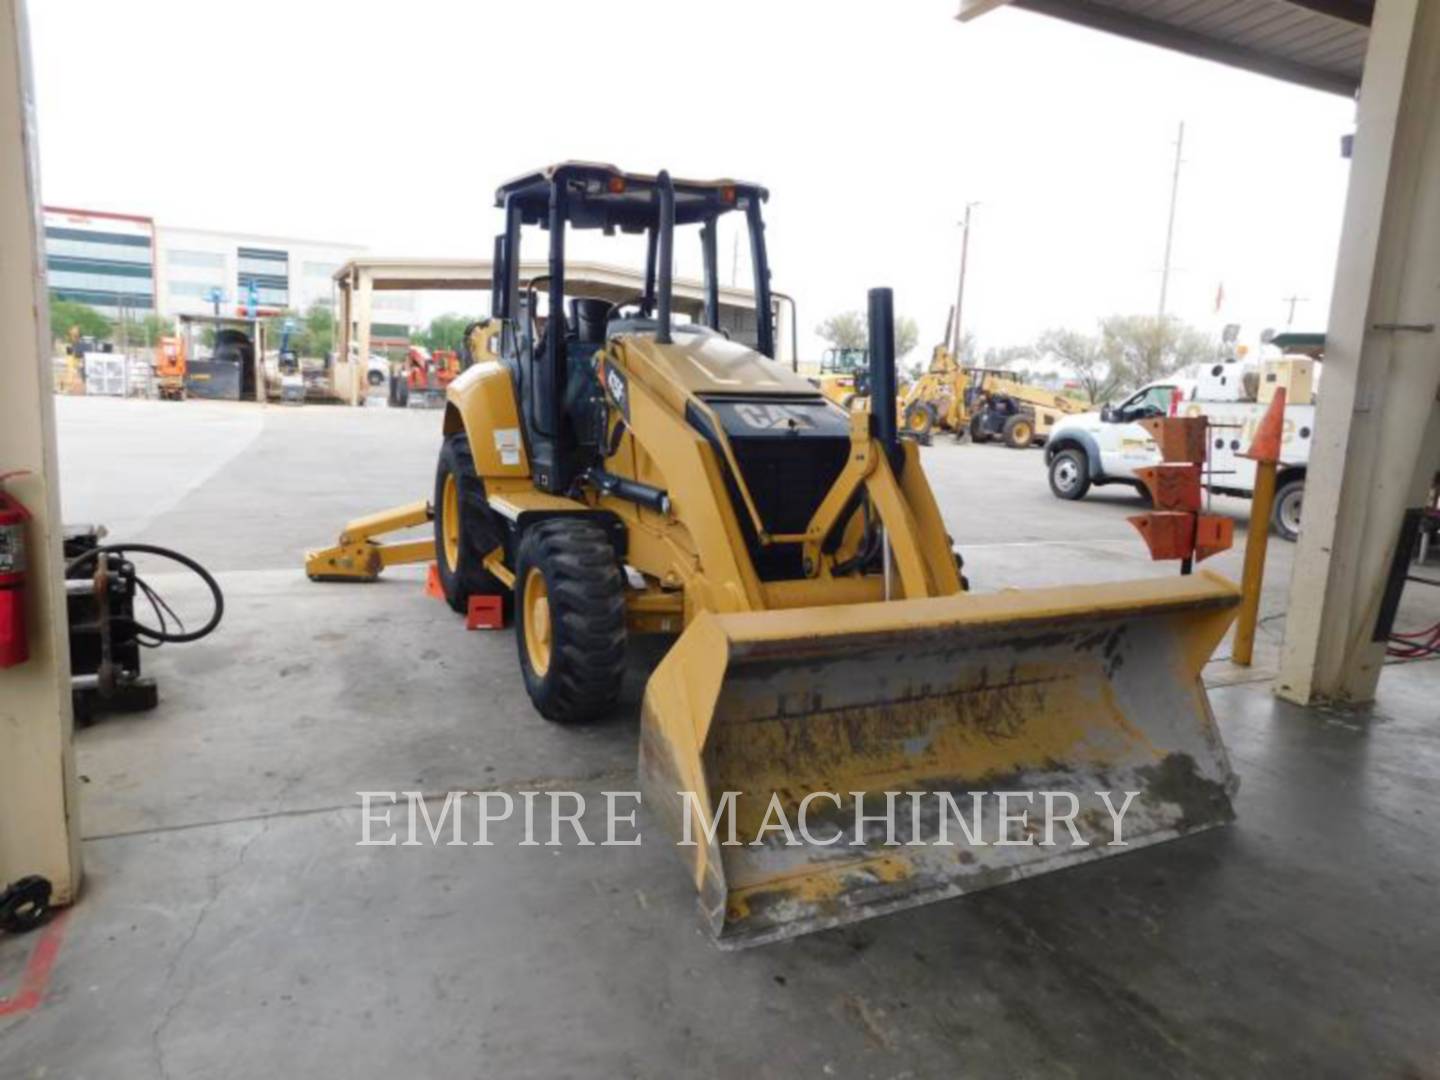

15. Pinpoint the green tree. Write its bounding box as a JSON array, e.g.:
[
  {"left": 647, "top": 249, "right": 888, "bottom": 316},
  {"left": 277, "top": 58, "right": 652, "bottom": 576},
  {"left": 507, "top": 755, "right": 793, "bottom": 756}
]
[
  {"left": 1099, "top": 314, "right": 1213, "bottom": 390},
  {"left": 417, "top": 313, "right": 473, "bottom": 353},
  {"left": 982, "top": 343, "right": 1036, "bottom": 371},
  {"left": 113, "top": 312, "right": 173, "bottom": 348},
  {"left": 1038, "top": 327, "right": 1116, "bottom": 403},
  {"left": 817, "top": 311, "right": 867, "bottom": 350},
  {"left": 303, "top": 301, "right": 335, "bottom": 358},
  {"left": 49, "top": 300, "right": 110, "bottom": 343},
  {"left": 817, "top": 310, "right": 920, "bottom": 359}
]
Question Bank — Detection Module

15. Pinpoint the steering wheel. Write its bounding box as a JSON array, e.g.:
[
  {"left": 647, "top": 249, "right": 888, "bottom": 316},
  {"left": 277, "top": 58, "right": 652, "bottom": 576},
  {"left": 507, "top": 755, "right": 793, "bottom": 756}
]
[{"left": 608, "top": 295, "right": 650, "bottom": 322}]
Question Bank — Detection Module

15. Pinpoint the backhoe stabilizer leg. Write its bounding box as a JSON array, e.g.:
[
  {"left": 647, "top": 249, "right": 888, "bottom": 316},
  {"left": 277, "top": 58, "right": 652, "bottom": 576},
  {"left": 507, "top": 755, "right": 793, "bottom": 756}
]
[{"left": 304, "top": 500, "right": 435, "bottom": 582}]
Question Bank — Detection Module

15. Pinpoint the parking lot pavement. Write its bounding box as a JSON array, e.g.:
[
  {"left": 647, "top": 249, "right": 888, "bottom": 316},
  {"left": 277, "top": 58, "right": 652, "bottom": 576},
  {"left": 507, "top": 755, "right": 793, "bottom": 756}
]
[{"left": 6, "top": 395, "right": 1433, "bottom": 1078}]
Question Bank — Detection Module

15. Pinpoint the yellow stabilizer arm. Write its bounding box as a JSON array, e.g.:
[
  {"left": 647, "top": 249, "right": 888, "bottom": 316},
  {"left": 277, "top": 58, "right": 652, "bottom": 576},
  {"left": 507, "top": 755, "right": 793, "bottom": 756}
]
[{"left": 304, "top": 500, "right": 435, "bottom": 582}]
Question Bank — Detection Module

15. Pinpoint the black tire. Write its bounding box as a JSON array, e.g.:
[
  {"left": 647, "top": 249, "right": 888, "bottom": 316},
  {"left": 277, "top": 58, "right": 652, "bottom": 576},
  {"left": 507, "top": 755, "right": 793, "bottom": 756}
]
[
  {"left": 1048, "top": 448, "right": 1091, "bottom": 500},
  {"left": 904, "top": 401, "right": 937, "bottom": 437},
  {"left": 395, "top": 376, "right": 410, "bottom": 407},
  {"left": 1002, "top": 413, "right": 1035, "bottom": 449},
  {"left": 514, "top": 518, "right": 627, "bottom": 723},
  {"left": 367, "top": 368, "right": 385, "bottom": 387},
  {"left": 968, "top": 413, "right": 991, "bottom": 443},
  {"left": 433, "top": 432, "right": 509, "bottom": 614},
  {"left": 1271, "top": 477, "right": 1304, "bottom": 542}
]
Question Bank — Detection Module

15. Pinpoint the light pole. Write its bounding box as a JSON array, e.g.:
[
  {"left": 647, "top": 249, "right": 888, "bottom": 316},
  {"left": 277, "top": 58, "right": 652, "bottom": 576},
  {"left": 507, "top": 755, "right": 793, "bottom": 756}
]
[{"left": 951, "top": 201, "right": 980, "bottom": 360}]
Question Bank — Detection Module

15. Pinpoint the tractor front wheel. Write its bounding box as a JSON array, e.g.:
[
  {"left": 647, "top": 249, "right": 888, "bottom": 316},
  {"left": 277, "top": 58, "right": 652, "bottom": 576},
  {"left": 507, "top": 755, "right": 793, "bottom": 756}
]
[
  {"left": 905, "top": 402, "right": 937, "bottom": 437},
  {"left": 514, "top": 518, "right": 627, "bottom": 723}
]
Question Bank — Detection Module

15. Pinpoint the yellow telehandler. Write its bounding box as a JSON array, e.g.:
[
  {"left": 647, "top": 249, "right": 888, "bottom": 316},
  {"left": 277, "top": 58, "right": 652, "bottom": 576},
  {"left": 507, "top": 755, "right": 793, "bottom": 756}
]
[{"left": 307, "top": 163, "right": 1241, "bottom": 947}]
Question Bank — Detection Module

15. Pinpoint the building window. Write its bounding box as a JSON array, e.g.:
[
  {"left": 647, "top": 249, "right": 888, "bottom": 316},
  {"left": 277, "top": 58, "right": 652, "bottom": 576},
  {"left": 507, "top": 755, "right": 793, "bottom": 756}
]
[
  {"left": 167, "top": 249, "right": 226, "bottom": 270},
  {"left": 169, "top": 280, "right": 228, "bottom": 300}
]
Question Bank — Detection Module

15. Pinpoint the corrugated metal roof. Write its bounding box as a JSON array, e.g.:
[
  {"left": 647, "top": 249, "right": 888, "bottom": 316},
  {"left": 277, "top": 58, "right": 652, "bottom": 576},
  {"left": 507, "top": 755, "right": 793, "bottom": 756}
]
[{"left": 958, "top": 0, "right": 1371, "bottom": 95}]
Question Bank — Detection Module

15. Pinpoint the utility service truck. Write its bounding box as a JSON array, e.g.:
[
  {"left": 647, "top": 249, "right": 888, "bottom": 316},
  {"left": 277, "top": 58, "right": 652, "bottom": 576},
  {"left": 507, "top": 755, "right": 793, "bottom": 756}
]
[{"left": 1044, "top": 347, "right": 1318, "bottom": 540}]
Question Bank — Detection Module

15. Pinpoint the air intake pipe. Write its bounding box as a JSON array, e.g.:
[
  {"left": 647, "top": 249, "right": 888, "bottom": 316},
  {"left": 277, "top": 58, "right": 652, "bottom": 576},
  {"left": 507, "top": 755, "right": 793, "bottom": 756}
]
[{"left": 867, "top": 287, "right": 900, "bottom": 465}]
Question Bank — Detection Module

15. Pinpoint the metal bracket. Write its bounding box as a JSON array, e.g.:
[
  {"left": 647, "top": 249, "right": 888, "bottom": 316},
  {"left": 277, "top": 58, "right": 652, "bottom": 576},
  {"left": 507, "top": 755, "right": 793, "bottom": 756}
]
[{"left": 1371, "top": 322, "right": 1435, "bottom": 333}]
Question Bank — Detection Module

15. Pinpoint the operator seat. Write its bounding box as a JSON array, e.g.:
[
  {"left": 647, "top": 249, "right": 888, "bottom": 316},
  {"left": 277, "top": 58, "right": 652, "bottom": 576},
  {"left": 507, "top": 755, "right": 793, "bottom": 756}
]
[{"left": 569, "top": 297, "right": 613, "bottom": 345}]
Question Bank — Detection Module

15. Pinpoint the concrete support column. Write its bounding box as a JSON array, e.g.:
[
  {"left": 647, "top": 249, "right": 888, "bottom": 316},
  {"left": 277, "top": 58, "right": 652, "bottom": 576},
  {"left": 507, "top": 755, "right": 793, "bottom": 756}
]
[
  {"left": 353, "top": 272, "right": 373, "bottom": 407},
  {"left": 1277, "top": 0, "right": 1440, "bottom": 706},
  {"left": 0, "top": 0, "right": 81, "bottom": 900}
]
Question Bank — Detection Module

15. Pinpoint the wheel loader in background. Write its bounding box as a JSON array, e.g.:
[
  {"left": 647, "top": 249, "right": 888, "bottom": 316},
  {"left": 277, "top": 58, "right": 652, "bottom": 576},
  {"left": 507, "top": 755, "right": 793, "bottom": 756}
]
[
  {"left": 815, "top": 346, "right": 868, "bottom": 409},
  {"left": 306, "top": 162, "right": 1242, "bottom": 947},
  {"left": 901, "top": 318, "right": 1085, "bottom": 446}
]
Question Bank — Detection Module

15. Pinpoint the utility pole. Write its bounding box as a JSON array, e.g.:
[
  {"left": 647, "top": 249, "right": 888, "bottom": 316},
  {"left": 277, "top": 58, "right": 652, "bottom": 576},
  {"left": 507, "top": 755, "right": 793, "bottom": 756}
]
[
  {"left": 1157, "top": 121, "right": 1185, "bottom": 321},
  {"left": 1282, "top": 294, "right": 1309, "bottom": 326},
  {"left": 951, "top": 201, "right": 979, "bottom": 359}
]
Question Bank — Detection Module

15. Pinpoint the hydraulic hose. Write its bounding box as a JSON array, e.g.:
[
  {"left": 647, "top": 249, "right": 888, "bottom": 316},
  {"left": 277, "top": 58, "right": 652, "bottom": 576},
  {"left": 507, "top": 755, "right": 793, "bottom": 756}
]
[{"left": 65, "top": 542, "right": 224, "bottom": 645}]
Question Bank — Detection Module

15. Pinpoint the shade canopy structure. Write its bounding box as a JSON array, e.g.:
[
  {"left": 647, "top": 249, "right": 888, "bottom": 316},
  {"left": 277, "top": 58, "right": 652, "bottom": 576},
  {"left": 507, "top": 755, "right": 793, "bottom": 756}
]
[
  {"left": 330, "top": 258, "right": 795, "bottom": 404},
  {"left": 958, "top": 0, "right": 1371, "bottom": 95}
]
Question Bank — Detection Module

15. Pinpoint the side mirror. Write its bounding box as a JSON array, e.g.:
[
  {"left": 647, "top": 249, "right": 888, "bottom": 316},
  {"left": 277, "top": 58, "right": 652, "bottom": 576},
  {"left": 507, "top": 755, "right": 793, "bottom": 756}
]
[{"left": 1101, "top": 404, "right": 1117, "bottom": 423}]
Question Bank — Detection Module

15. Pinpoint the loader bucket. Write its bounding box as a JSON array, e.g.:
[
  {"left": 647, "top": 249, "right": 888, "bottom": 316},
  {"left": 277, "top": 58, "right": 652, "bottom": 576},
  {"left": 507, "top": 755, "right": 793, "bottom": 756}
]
[{"left": 639, "top": 571, "right": 1241, "bottom": 948}]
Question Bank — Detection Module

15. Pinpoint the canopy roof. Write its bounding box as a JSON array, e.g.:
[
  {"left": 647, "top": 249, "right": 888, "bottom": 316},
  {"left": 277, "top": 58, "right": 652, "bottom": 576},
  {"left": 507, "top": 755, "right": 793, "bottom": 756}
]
[
  {"left": 494, "top": 161, "right": 768, "bottom": 230},
  {"left": 958, "top": 1, "right": 1371, "bottom": 96}
]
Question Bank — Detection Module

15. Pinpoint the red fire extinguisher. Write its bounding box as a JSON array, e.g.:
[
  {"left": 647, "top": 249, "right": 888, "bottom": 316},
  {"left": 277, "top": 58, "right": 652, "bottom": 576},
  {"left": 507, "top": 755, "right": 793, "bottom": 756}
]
[{"left": 0, "top": 472, "right": 32, "bottom": 668}]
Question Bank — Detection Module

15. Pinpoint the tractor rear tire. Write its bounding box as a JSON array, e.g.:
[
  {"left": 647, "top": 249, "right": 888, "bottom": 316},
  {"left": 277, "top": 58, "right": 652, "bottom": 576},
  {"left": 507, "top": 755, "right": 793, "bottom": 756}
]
[
  {"left": 433, "top": 432, "right": 509, "bottom": 614},
  {"left": 1002, "top": 413, "right": 1036, "bottom": 449},
  {"left": 514, "top": 518, "right": 627, "bottom": 723},
  {"left": 904, "top": 402, "right": 937, "bottom": 437}
]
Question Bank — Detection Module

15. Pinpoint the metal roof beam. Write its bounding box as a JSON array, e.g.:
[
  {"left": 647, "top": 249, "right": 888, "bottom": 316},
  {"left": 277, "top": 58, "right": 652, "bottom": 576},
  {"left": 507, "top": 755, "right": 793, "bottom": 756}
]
[{"left": 997, "top": 0, "right": 1361, "bottom": 94}]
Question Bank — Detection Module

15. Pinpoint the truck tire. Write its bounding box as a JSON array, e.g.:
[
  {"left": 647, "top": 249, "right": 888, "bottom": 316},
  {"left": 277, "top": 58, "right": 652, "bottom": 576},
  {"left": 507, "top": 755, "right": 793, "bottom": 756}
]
[
  {"left": 1002, "top": 413, "right": 1035, "bottom": 449},
  {"left": 367, "top": 368, "right": 385, "bottom": 387},
  {"left": 514, "top": 518, "right": 627, "bottom": 723},
  {"left": 1048, "top": 448, "right": 1091, "bottom": 500},
  {"left": 1272, "top": 477, "right": 1304, "bottom": 542},
  {"left": 433, "top": 432, "right": 509, "bottom": 614},
  {"left": 969, "top": 413, "right": 991, "bottom": 444},
  {"left": 905, "top": 401, "right": 937, "bottom": 437}
]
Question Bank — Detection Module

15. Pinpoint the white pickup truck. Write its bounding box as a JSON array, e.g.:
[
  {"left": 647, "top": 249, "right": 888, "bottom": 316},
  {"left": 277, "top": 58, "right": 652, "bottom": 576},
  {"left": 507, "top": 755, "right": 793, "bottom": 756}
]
[{"left": 1043, "top": 355, "right": 1317, "bottom": 540}]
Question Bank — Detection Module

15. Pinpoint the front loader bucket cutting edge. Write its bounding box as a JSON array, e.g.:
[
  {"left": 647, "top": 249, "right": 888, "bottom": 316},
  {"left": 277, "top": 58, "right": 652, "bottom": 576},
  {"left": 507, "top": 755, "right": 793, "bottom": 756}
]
[{"left": 639, "top": 571, "right": 1241, "bottom": 948}]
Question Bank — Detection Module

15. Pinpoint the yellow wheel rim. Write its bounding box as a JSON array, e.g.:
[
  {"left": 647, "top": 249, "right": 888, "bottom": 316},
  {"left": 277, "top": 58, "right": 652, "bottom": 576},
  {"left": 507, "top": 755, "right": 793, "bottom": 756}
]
[
  {"left": 908, "top": 409, "right": 929, "bottom": 432},
  {"left": 441, "top": 473, "right": 461, "bottom": 570},
  {"left": 523, "top": 567, "right": 552, "bottom": 677},
  {"left": 1014, "top": 422, "right": 1033, "bottom": 443}
]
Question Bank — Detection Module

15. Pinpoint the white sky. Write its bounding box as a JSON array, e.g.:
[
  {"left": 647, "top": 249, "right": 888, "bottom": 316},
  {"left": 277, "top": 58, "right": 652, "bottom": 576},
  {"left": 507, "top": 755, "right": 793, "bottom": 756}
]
[{"left": 27, "top": 0, "right": 1356, "bottom": 362}]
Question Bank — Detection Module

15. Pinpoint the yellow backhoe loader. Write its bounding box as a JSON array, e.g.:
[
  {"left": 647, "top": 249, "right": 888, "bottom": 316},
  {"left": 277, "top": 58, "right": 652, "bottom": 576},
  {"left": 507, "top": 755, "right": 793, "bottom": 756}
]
[
  {"left": 902, "top": 319, "right": 1084, "bottom": 446},
  {"left": 307, "top": 163, "right": 1241, "bottom": 947}
]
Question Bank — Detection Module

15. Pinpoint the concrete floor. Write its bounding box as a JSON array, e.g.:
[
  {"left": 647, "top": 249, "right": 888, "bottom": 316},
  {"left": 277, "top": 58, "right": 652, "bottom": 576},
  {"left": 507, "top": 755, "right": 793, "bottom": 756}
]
[{"left": 3, "top": 395, "right": 1438, "bottom": 1079}]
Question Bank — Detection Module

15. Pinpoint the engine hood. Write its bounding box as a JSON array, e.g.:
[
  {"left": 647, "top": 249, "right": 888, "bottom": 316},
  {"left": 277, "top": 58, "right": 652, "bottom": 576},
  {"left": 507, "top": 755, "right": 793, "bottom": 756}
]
[{"left": 620, "top": 329, "right": 820, "bottom": 398}]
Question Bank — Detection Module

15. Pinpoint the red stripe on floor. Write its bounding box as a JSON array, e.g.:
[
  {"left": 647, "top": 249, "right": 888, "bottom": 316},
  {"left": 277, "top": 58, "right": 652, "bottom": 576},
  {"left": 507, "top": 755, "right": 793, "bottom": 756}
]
[{"left": 0, "top": 911, "right": 69, "bottom": 1016}]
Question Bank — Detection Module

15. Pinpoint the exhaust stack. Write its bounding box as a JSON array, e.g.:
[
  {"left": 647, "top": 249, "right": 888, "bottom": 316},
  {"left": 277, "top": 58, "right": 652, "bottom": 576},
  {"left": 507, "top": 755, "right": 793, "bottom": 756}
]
[{"left": 867, "top": 287, "right": 899, "bottom": 460}]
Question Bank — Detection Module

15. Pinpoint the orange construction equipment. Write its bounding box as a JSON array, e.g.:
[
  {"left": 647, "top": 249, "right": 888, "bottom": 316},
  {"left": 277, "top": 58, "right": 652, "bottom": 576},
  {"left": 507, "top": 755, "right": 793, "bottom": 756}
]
[
  {"left": 155, "top": 336, "right": 186, "bottom": 400},
  {"left": 393, "top": 346, "right": 463, "bottom": 407},
  {"left": 1232, "top": 388, "right": 1288, "bottom": 664}
]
